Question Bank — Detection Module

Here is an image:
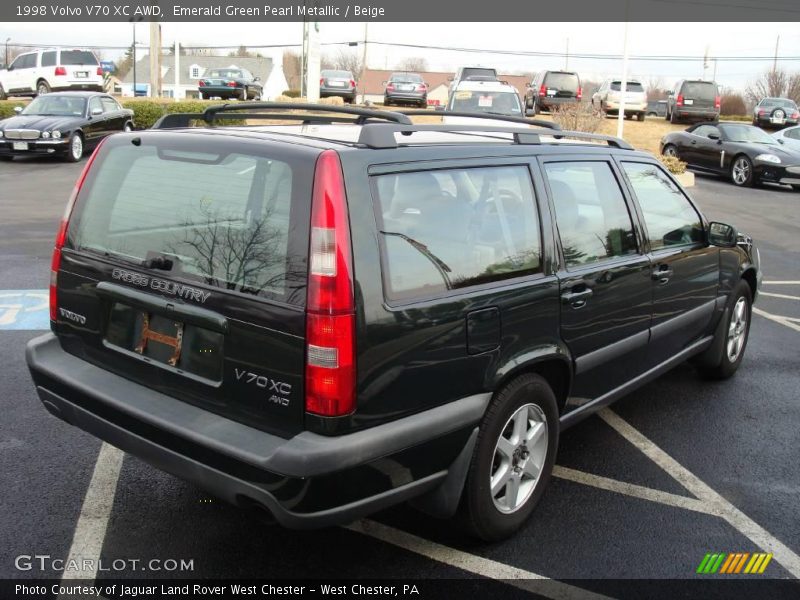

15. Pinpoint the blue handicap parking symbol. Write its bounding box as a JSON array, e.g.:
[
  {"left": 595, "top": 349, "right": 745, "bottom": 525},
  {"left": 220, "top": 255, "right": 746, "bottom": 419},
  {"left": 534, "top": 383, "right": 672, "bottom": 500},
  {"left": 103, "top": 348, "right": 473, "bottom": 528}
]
[{"left": 0, "top": 290, "right": 50, "bottom": 331}]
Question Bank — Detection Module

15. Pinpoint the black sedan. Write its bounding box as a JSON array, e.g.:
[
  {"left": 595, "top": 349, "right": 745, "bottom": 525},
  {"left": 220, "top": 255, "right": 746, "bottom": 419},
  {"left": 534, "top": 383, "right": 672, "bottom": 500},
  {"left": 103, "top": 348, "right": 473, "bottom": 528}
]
[
  {"left": 0, "top": 92, "right": 134, "bottom": 162},
  {"left": 660, "top": 122, "right": 800, "bottom": 190},
  {"left": 198, "top": 68, "right": 262, "bottom": 101}
]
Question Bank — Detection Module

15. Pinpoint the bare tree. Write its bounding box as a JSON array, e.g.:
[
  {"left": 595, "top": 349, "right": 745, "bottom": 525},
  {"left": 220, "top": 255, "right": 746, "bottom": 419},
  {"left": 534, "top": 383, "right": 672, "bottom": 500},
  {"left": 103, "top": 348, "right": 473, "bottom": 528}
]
[
  {"left": 394, "top": 57, "right": 428, "bottom": 72},
  {"left": 746, "top": 68, "right": 789, "bottom": 104},
  {"left": 786, "top": 72, "right": 800, "bottom": 105},
  {"left": 646, "top": 76, "right": 668, "bottom": 100},
  {"left": 228, "top": 45, "right": 261, "bottom": 58},
  {"left": 282, "top": 51, "right": 301, "bottom": 90},
  {"left": 331, "top": 49, "right": 364, "bottom": 79}
]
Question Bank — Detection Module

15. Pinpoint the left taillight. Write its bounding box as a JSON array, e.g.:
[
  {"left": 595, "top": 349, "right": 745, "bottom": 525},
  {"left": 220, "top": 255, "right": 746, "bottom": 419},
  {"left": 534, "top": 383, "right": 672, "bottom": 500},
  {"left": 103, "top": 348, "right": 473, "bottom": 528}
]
[
  {"left": 96, "top": 67, "right": 103, "bottom": 76},
  {"left": 50, "top": 139, "right": 105, "bottom": 322},
  {"left": 714, "top": 95, "right": 721, "bottom": 110},
  {"left": 54, "top": 66, "right": 67, "bottom": 76},
  {"left": 305, "top": 150, "right": 356, "bottom": 417},
  {"left": 577, "top": 86, "right": 583, "bottom": 100}
]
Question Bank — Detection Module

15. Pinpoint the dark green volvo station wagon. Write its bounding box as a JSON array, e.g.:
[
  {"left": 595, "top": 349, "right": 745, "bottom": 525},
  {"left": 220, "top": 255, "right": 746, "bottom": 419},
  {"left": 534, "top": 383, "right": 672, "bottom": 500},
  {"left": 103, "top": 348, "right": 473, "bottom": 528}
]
[{"left": 27, "top": 104, "right": 761, "bottom": 540}]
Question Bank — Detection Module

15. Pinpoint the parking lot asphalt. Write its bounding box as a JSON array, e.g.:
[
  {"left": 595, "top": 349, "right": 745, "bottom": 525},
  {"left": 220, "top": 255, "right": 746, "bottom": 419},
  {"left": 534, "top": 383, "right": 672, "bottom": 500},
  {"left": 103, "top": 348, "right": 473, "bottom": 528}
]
[{"left": 1, "top": 155, "right": 799, "bottom": 597}]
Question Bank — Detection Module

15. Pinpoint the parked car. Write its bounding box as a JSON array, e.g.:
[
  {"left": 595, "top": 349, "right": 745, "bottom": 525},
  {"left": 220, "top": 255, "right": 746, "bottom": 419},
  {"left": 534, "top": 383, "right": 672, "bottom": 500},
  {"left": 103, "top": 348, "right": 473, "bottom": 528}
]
[
  {"left": 771, "top": 124, "right": 800, "bottom": 151},
  {"left": 752, "top": 97, "right": 799, "bottom": 129},
  {"left": 198, "top": 68, "right": 262, "bottom": 100},
  {"left": 444, "top": 80, "right": 524, "bottom": 124},
  {"left": 448, "top": 66, "right": 499, "bottom": 97},
  {"left": 27, "top": 103, "right": 760, "bottom": 542},
  {"left": 525, "top": 71, "right": 582, "bottom": 115},
  {"left": 0, "top": 48, "right": 104, "bottom": 99},
  {"left": 666, "top": 80, "right": 720, "bottom": 124},
  {"left": 646, "top": 100, "right": 668, "bottom": 118},
  {"left": 0, "top": 92, "right": 133, "bottom": 162},
  {"left": 592, "top": 79, "right": 648, "bottom": 121},
  {"left": 319, "top": 70, "right": 356, "bottom": 103},
  {"left": 383, "top": 72, "right": 428, "bottom": 108},
  {"left": 661, "top": 122, "right": 800, "bottom": 189}
]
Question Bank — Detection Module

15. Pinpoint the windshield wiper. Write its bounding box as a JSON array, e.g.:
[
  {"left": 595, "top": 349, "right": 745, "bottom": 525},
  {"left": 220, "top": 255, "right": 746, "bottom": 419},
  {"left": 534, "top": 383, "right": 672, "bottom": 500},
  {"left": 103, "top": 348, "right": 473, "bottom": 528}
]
[
  {"left": 80, "top": 246, "right": 147, "bottom": 267},
  {"left": 380, "top": 231, "right": 453, "bottom": 289}
]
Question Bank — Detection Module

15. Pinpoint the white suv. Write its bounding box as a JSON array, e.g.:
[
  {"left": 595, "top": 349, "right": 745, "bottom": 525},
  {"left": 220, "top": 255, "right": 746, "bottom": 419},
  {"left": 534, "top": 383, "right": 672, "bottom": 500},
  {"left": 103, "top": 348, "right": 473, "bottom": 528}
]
[
  {"left": 592, "top": 79, "right": 648, "bottom": 121},
  {"left": 0, "top": 48, "right": 103, "bottom": 99},
  {"left": 444, "top": 79, "right": 524, "bottom": 126}
]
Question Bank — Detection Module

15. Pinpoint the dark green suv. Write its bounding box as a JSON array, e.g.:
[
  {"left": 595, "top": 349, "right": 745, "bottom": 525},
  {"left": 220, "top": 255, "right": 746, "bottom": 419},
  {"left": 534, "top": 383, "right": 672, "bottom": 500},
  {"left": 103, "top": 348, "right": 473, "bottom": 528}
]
[{"left": 26, "top": 103, "right": 761, "bottom": 541}]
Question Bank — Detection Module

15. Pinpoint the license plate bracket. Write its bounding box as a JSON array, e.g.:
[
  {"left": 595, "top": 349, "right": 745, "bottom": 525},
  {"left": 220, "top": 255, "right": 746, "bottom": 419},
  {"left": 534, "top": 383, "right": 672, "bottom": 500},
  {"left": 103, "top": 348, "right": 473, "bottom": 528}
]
[
  {"left": 12, "top": 142, "right": 29, "bottom": 151},
  {"left": 134, "top": 312, "right": 184, "bottom": 366}
]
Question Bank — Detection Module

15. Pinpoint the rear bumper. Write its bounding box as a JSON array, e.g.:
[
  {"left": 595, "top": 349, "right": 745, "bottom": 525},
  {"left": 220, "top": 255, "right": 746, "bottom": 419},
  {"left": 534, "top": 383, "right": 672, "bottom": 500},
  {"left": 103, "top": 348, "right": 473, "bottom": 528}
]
[
  {"left": 52, "top": 83, "right": 103, "bottom": 92},
  {"left": 537, "top": 97, "right": 578, "bottom": 109},
  {"left": 385, "top": 92, "right": 426, "bottom": 103},
  {"left": 604, "top": 101, "right": 647, "bottom": 114},
  {"left": 673, "top": 108, "right": 719, "bottom": 120},
  {"left": 320, "top": 87, "right": 356, "bottom": 99},
  {"left": 26, "top": 334, "right": 485, "bottom": 528}
]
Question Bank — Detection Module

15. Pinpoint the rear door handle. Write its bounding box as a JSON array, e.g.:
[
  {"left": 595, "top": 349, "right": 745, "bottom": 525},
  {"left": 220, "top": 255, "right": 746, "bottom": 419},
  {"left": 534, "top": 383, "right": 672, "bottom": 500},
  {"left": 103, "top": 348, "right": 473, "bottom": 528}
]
[
  {"left": 561, "top": 288, "right": 593, "bottom": 308},
  {"left": 652, "top": 265, "right": 674, "bottom": 284},
  {"left": 690, "top": 140, "right": 697, "bottom": 145}
]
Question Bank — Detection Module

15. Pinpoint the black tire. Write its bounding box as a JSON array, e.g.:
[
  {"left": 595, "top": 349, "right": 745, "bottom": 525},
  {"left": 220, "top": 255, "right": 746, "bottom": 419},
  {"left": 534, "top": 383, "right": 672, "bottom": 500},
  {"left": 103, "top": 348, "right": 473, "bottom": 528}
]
[
  {"left": 670, "top": 109, "right": 680, "bottom": 124},
  {"left": 791, "top": 185, "right": 800, "bottom": 192},
  {"left": 731, "top": 154, "right": 754, "bottom": 187},
  {"left": 64, "top": 132, "right": 83, "bottom": 163},
  {"left": 693, "top": 280, "right": 752, "bottom": 380},
  {"left": 384, "top": 97, "right": 391, "bottom": 106},
  {"left": 36, "top": 79, "right": 51, "bottom": 96},
  {"left": 662, "top": 144, "right": 680, "bottom": 159},
  {"left": 459, "top": 373, "right": 559, "bottom": 542},
  {"left": 665, "top": 107, "right": 671, "bottom": 121},
  {"left": 530, "top": 101, "right": 538, "bottom": 116},
  {"left": 637, "top": 112, "right": 646, "bottom": 122},
  {"left": 419, "top": 100, "right": 427, "bottom": 108},
  {"left": 240, "top": 87, "right": 248, "bottom": 101},
  {"left": 200, "top": 93, "right": 208, "bottom": 100},
  {"left": 123, "top": 121, "right": 133, "bottom": 133}
]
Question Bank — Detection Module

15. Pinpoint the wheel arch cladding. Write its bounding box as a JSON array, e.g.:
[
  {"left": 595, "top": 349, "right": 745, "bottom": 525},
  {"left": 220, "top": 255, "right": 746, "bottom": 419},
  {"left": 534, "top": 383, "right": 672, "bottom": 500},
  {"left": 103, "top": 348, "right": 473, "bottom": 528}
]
[{"left": 494, "top": 357, "right": 572, "bottom": 415}]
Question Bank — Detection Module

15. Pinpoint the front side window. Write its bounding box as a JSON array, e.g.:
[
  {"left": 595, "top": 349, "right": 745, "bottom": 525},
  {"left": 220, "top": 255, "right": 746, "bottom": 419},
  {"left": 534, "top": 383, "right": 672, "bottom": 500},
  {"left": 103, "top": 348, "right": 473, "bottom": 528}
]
[
  {"left": 693, "top": 125, "right": 720, "bottom": 138},
  {"left": 544, "top": 161, "right": 637, "bottom": 269},
  {"left": 88, "top": 97, "right": 102, "bottom": 114},
  {"left": 373, "top": 166, "right": 542, "bottom": 301},
  {"left": 622, "top": 162, "right": 704, "bottom": 249}
]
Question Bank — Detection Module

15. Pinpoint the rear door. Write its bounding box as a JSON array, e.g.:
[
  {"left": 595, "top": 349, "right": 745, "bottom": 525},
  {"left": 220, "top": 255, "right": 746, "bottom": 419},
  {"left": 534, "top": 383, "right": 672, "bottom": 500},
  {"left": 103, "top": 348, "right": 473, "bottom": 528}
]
[
  {"left": 544, "top": 72, "right": 579, "bottom": 99},
  {"left": 690, "top": 124, "right": 724, "bottom": 171},
  {"left": 681, "top": 81, "right": 717, "bottom": 112},
  {"left": 60, "top": 49, "right": 101, "bottom": 87},
  {"left": 541, "top": 158, "right": 652, "bottom": 407},
  {"left": 100, "top": 96, "right": 125, "bottom": 132},
  {"left": 56, "top": 132, "right": 313, "bottom": 437},
  {"left": 619, "top": 161, "right": 718, "bottom": 367},
  {"left": 84, "top": 96, "right": 108, "bottom": 144}
]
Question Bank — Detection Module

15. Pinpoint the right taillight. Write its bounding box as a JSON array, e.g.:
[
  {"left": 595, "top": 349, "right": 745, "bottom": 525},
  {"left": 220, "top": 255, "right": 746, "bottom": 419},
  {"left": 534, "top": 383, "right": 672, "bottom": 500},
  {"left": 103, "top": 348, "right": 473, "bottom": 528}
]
[
  {"left": 54, "top": 66, "right": 67, "bottom": 76},
  {"left": 50, "top": 138, "right": 106, "bottom": 323},
  {"left": 676, "top": 94, "right": 684, "bottom": 107},
  {"left": 539, "top": 84, "right": 547, "bottom": 97},
  {"left": 714, "top": 95, "right": 721, "bottom": 109},
  {"left": 320, "top": 78, "right": 325, "bottom": 86},
  {"left": 305, "top": 150, "right": 356, "bottom": 417}
]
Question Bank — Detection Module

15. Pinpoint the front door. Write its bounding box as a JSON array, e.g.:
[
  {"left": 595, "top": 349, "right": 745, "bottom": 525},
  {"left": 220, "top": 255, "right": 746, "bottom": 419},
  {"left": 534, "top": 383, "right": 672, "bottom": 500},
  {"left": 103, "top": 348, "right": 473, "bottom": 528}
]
[
  {"left": 542, "top": 159, "right": 652, "bottom": 410},
  {"left": 619, "top": 161, "right": 719, "bottom": 367}
]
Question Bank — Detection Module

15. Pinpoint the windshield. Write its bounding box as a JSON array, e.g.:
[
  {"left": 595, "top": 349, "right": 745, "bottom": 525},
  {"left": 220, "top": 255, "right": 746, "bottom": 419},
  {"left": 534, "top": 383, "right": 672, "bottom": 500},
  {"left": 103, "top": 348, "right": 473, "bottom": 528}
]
[
  {"left": 720, "top": 124, "right": 777, "bottom": 144},
  {"left": 448, "top": 90, "right": 522, "bottom": 116},
  {"left": 22, "top": 95, "right": 86, "bottom": 116},
  {"left": 207, "top": 69, "right": 243, "bottom": 78},
  {"left": 60, "top": 50, "right": 98, "bottom": 65},
  {"left": 610, "top": 81, "right": 644, "bottom": 92},
  {"left": 390, "top": 73, "right": 423, "bottom": 83},
  {"left": 322, "top": 70, "right": 352, "bottom": 79}
]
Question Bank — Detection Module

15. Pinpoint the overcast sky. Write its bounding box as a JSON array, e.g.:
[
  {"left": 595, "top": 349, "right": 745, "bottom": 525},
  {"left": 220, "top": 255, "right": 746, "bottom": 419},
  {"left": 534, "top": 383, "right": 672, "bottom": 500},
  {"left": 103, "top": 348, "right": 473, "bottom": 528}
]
[{"left": 3, "top": 21, "right": 800, "bottom": 90}]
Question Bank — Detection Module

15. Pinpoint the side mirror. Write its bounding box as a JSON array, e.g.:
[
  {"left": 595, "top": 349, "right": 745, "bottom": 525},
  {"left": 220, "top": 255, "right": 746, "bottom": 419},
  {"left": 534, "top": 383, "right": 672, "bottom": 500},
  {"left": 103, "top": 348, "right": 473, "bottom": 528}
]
[
  {"left": 708, "top": 222, "right": 738, "bottom": 247},
  {"left": 91, "top": 107, "right": 103, "bottom": 116},
  {"left": 14, "top": 106, "right": 22, "bottom": 114},
  {"left": 708, "top": 132, "right": 720, "bottom": 140},
  {"left": 253, "top": 76, "right": 260, "bottom": 82},
  {"left": 778, "top": 138, "right": 785, "bottom": 145}
]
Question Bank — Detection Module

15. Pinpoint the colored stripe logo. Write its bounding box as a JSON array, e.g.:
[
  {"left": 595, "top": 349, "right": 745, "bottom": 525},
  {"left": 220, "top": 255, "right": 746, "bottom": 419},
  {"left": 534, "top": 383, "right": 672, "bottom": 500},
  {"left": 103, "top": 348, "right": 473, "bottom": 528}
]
[{"left": 697, "top": 552, "right": 773, "bottom": 574}]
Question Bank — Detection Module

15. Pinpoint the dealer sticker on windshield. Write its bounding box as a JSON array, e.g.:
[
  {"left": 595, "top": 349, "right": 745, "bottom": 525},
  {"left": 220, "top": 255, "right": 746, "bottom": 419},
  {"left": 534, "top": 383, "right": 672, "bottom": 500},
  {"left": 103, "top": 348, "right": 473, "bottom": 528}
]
[{"left": 478, "top": 95, "right": 493, "bottom": 107}]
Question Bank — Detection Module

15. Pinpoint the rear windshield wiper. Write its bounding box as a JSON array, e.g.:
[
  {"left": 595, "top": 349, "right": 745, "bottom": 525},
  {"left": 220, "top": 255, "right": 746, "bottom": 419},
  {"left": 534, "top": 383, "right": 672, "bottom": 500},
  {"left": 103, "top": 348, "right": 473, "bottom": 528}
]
[
  {"left": 80, "top": 246, "right": 147, "bottom": 267},
  {"left": 380, "top": 231, "right": 453, "bottom": 290}
]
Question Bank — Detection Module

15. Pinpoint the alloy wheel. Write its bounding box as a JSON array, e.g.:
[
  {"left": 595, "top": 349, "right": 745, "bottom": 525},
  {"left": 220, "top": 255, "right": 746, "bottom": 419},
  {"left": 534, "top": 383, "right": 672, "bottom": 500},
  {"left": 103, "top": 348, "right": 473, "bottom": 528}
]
[
  {"left": 71, "top": 135, "right": 83, "bottom": 161},
  {"left": 732, "top": 158, "right": 750, "bottom": 185},
  {"left": 727, "top": 297, "right": 748, "bottom": 362}
]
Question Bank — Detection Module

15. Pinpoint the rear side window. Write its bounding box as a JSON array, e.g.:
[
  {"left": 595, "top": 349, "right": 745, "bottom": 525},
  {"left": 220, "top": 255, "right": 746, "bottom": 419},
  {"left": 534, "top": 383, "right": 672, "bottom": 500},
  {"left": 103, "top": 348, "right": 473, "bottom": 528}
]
[
  {"left": 621, "top": 162, "right": 704, "bottom": 249},
  {"left": 543, "top": 73, "right": 579, "bottom": 91},
  {"left": 59, "top": 50, "right": 98, "bottom": 65},
  {"left": 682, "top": 82, "right": 716, "bottom": 100},
  {"left": 373, "top": 166, "right": 542, "bottom": 301},
  {"left": 41, "top": 51, "right": 56, "bottom": 67},
  {"left": 544, "top": 162, "right": 637, "bottom": 269},
  {"left": 68, "top": 142, "right": 305, "bottom": 304},
  {"left": 100, "top": 97, "right": 120, "bottom": 112},
  {"left": 610, "top": 81, "right": 644, "bottom": 92}
]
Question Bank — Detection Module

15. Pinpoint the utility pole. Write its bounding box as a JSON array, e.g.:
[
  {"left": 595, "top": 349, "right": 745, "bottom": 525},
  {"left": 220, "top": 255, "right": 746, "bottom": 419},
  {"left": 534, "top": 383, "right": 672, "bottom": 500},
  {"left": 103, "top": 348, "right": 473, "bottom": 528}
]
[
  {"left": 149, "top": 20, "right": 161, "bottom": 97},
  {"left": 702, "top": 45, "right": 709, "bottom": 80},
  {"left": 565, "top": 37, "right": 569, "bottom": 70},
  {"left": 131, "top": 20, "right": 137, "bottom": 96},
  {"left": 360, "top": 22, "right": 368, "bottom": 102},
  {"left": 773, "top": 35, "right": 780, "bottom": 72},
  {"left": 174, "top": 41, "right": 180, "bottom": 100}
]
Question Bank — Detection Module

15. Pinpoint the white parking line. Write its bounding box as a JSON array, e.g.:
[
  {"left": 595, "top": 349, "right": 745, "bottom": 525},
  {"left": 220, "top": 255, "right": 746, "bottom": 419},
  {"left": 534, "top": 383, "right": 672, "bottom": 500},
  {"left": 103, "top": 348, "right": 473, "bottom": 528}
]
[
  {"left": 759, "top": 291, "right": 800, "bottom": 301},
  {"left": 763, "top": 280, "right": 800, "bottom": 285},
  {"left": 552, "top": 466, "right": 712, "bottom": 515},
  {"left": 599, "top": 408, "right": 800, "bottom": 579},
  {"left": 60, "top": 443, "right": 124, "bottom": 582},
  {"left": 753, "top": 307, "right": 800, "bottom": 333},
  {"left": 346, "top": 520, "right": 613, "bottom": 600}
]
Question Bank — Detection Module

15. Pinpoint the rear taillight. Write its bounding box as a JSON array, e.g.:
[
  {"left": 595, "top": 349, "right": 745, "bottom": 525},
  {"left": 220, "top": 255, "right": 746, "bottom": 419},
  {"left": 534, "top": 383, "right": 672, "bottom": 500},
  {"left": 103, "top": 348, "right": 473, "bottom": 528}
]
[
  {"left": 198, "top": 80, "right": 205, "bottom": 87},
  {"left": 539, "top": 84, "right": 547, "bottom": 97},
  {"left": 676, "top": 94, "right": 684, "bottom": 107},
  {"left": 96, "top": 67, "right": 103, "bottom": 76},
  {"left": 50, "top": 139, "right": 106, "bottom": 322},
  {"left": 305, "top": 150, "right": 356, "bottom": 417},
  {"left": 577, "top": 86, "right": 582, "bottom": 100},
  {"left": 54, "top": 66, "right": 67, "bottom": 76},
  {"left": 226, "top": 80, "right": 237, "bottom": 87},
  {"left": 714, "top": 95, "right": 721, "bottom": 109},
  {"left": 386, "top": 83, "right": 395, "bottom": 91},
  {"left": 349, "top": 79, "right": 356, "bottom": 88},
  {"left": 320, "top": 78, "right": 325, "bottom": 86},
  {"left": 418, "top": 83, "right": 427, "bottom": 92},
  {"left": 759, "top": 109, "right": 767, "bottom": 116},
  {"left": 792, "top": 112, "right": 800, "bottom": 119}
]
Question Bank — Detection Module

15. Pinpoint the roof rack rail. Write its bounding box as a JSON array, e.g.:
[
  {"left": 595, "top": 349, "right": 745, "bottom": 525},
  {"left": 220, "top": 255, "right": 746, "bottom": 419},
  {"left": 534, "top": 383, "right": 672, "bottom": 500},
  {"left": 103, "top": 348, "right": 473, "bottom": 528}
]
[
  {"left": 357, "top": 123, "right": 635, "bottom": 150},
  {"left": 397, "top": 109, "right": 561, "bottom": 131},
  {"left": 152, "top": 102, "right": 413, "bottom": 129}
]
